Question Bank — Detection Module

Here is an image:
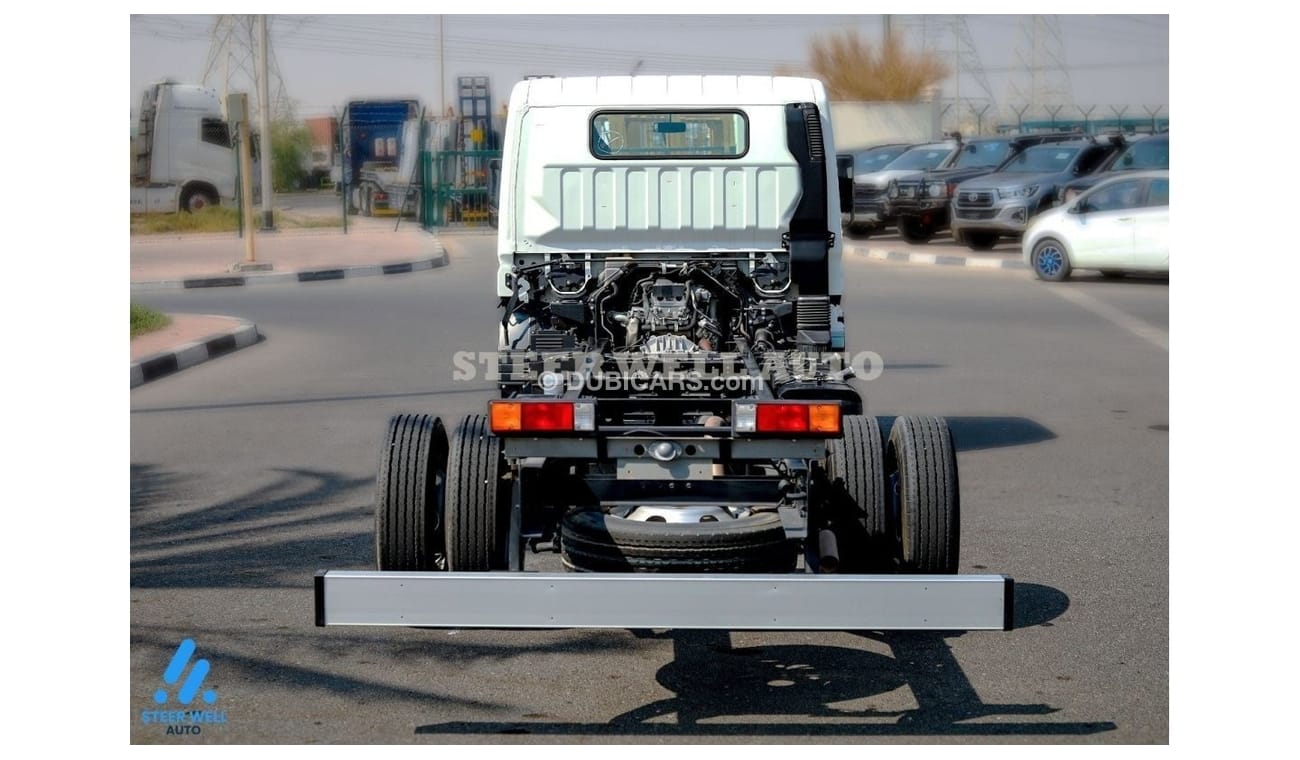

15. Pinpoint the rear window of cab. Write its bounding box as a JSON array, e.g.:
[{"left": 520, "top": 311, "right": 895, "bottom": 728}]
[{"left": 591, "top": 111, "right": 749, "bottom": 159}]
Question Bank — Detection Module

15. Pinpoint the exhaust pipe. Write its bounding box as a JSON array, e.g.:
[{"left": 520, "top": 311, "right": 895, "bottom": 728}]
[{"left": 817, "top": 528, "right": 840, "bottom": 573}]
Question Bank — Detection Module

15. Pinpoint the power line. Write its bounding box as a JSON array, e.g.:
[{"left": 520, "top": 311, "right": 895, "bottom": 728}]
[{"left": 201, "top": 15, "right": 295, "bottom": 121}]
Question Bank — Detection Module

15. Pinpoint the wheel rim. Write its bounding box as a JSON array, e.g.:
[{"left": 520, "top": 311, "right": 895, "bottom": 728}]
[{"left": 1036, "top": 245, "right": 1064, "bottom": 277}]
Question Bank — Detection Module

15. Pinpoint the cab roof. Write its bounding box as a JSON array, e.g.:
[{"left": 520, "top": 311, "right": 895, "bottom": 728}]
[{"left": 512, "top": 75, "right": 828, "bottom": 108}]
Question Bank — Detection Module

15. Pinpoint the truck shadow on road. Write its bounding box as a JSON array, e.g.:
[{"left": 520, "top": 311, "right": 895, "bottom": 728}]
[
  {"left": 130, "top": 463, "right": 373, "bottom": 589},
  {"left": 877, "top": 415, "right": 1056, "bottom": 452},
  {"left": 942, "top": 416, "right": 1056, "bottom": 452},
  {"left": 415, "top": 583, "right": 1116, "bottom": 738},
  {"left": 131, "top": 622, "right": 659, "bottom": 719}
]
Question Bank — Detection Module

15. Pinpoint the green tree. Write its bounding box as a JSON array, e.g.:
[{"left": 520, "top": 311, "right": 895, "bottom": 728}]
[{"left": 270, "top": 119, "right": 312, "bottom": 192}]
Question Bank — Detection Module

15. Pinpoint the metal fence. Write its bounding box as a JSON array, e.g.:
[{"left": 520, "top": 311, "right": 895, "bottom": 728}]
[
  {"left": 319, "top": 113, "right": 505, "bottom": 231},
  {"left": 937, "top": 102, "right": 1168, "bottom": 138},
  {"left": 423, "top": 149, "right": 501, "bottom": 229}
]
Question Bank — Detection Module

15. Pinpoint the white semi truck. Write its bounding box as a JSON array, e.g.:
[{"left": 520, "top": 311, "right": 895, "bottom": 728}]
[
  {"left": 130, "top": 81, "right": 241, "bottom": 214},
  {"left": 315, "top": 76, "right": 1012, "bottom": 632}
]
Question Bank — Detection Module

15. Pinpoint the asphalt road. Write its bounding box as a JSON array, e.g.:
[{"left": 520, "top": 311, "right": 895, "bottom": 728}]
[{"left": 130, "top": 231, "right": 1168, "bottom": 743}]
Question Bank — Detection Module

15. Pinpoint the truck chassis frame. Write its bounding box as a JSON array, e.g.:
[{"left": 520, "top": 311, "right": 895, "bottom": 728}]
[{"left": 315, "top": 344, "right": 1013, "bottom": 632}]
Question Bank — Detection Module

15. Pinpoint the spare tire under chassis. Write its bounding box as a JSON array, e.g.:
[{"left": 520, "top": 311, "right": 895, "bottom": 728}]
[{"left": 561, "top": 510, "right": 796, "bottom": 573}]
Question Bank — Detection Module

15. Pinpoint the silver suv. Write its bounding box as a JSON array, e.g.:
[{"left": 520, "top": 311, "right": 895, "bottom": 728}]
[{"left": 950, "top": 138, "right": 1119, "bottom": 250}]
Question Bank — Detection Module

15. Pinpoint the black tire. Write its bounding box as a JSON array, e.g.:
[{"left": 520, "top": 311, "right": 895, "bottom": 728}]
[
  {"left": 847, "top": 222, "right": 877, "bottom": 239},
  {"left": 965, "top": 231, "right": 1000, "bottom": 251},
  {"left": 374, "top": 414, "right": 448, "bottom": 571},
  {"left": 180, "top": 186, "right": 217, "bottom": 213},
  {"left": 561, "top": 510, "right": 795, "bottom": 573},
  {"left": 885, "top": 415, "right": 960, "bottom": 574},
  {"left": 825, "top": 415, "right": 889, "bottom": 572},
  {"left": 444, "top": 415, "right": 506, "bottom": 571},
  {"left": 898, "top": 216, "right": 934, "bottom": 244},
  {"left": 1031, "top": 237, "right": 1072, "bottom": 282}
]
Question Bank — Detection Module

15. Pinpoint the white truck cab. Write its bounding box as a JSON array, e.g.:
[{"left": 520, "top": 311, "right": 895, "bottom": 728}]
[
  {"left": 496, "top": 75, "right": 844, "bottom": 299},
  {"left": 131, "top": 81, "right": 240, "bottom": 214}
]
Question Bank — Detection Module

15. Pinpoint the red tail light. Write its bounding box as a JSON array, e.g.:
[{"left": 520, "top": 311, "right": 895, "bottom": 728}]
[
  {"left": 489, "top": 401, "right": 595, "bottom": 434},
  {"left": 522, "top": 402, "right": 573, "bottom": 431},
  {"left": 756, "top": 403, "right": 812, "bottom": 432},
  {"left": 735, "top": 402, "right": 842, "bottom": 436}
]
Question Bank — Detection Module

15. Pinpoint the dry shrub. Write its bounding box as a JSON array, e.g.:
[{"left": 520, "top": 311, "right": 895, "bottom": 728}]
[{"left": 784, "top": 31, "right": 949, "bottom": 101}]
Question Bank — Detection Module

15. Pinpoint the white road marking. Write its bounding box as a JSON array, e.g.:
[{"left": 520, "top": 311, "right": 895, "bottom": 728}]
[{"left": 1047, "top": 285, "right": 1169, "bottom": 351}]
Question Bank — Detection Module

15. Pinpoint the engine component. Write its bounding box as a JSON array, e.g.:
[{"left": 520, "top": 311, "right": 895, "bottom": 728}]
[
  {"left": 547, "top": 261, "right": 589, "bottom": 295},
  {"left": 645, "top": 279, "right": 693, "bottom": 333},
  {"left": 643, "top": 334, "right": 698, "bottom": 354},
  {"left": 531, "top": 330, "right": 577, "bottom": 352},
  {"left": 796, "top": 296, "right": 832, "bottom": 348}
]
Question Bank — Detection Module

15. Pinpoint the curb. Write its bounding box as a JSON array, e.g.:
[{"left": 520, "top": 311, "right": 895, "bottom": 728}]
[
  {"left": 131, "top": 318, "right": 261, "bottom": 388},
  {"left": 130, "top": 245, "right": 448, "bottom": 293},
  {"left": 846, "top": 244, "right": 1026, "bottom": 270}
]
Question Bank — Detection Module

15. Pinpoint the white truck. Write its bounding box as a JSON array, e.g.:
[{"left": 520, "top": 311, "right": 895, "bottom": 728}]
[
  {"left": 130, "top": 81, "right": 241, "bottom": 214},
  {"left": 315, "top": 76, "right": 1012, "bottom": 632}
]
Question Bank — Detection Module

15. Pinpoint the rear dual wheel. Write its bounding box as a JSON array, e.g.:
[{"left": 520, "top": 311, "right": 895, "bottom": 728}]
[
  {"left": 825, "top": 415, "right": 888, "bottom": 572},
  {"left": 826, "top": 415, "right": 960, "bottom": 574},
  {"left": 374, "top": 414, "right": 449, "bottom": 571},
  {"left": 374, "top": 413, "right": 509, "bottom": 571},
  {"left": 443, "top": 415, "right": 509, "bottom": 571},
  {"left": 885, "top": 415, "right": 960, "bottom": 574}
]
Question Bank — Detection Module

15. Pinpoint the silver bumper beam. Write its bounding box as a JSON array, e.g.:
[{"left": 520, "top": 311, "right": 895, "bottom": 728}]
[{"left": 315, "top": 571, "right": 1013, "bottom": 631}]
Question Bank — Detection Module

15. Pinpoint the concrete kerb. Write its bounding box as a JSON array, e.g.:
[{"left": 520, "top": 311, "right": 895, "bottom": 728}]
[
  {"left": 845, "top": 243, "right": 1026, "bottom": 270},
  {"left": 131, "top": 318, "right": 261, "bottom": 388},
  {"left": 130, "top": 243, "right": 449, "bottom": 293}
]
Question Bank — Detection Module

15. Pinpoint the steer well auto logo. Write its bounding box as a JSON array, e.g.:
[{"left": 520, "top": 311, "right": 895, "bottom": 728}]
[{"left": 139, "top": 639, "right": 229, "bottom": 735}]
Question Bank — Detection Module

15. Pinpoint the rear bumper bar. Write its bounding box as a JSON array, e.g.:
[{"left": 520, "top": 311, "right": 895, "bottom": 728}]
[{"left": 315, "top": 571, "right": 1014, "bottom": 631}]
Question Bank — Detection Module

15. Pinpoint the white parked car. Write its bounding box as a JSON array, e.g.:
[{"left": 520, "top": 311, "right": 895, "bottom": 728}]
[{"left": 1023, "top": 170, "right": 1168, "bottom": 281}]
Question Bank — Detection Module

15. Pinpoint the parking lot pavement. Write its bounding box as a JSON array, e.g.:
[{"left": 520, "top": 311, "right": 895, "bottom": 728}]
[{"left": 843, "top": 229, "right": 1025, "bottom": 269}]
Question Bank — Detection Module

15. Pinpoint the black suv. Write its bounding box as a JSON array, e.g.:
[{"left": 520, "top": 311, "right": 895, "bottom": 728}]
[
  {"left": 889, "top": 132, "right": 1080, "bottom": 243},
  {"left": 1057, "top": 132, "right": 1169, "bottom": 204},
  {"left": 846, "top": 140, "right": 960, "bottom": 237}
]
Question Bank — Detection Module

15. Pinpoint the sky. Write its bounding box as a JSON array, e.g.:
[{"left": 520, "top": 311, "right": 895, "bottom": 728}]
[{"left": 129, "top": 12, "right": 1169, "bottom": 125}]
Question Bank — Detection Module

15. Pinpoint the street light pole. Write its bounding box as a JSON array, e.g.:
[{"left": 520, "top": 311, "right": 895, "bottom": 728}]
[
  {"left": 230, "top": 93, "right": 256, "bottom": 263},
  {"left": 258, "top": 14, "right": 274, "bottom": 231},
  {"left": 439, "top": 15, "right": 446, "bottom": 118}
]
